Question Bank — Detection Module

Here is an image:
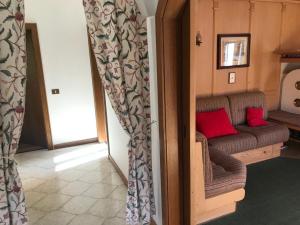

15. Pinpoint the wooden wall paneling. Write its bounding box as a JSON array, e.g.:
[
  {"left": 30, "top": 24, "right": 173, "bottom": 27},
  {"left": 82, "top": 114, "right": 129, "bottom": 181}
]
[
  {"left": 195, "top": 0, "right": 214, "bottom": 96},
  {"left": 156, "top": 0, "right": 186, "bottom": 225},
  {"left": 265, "top": 90, "right": 281, "bottom": 110},
  {"left": 247, "top": 1, "right": 282, "bottom": 109},
  {"left": 189, "top": 0, "right": 212, "bottom": 222},
  {"left": 213, "top": 0, "right": 250, "bottom": 95},
  {"left": 157, "top": 0, "right": 300, "bottom": 224},
  {"left": 280, "top": 3, "right": 300, "bottom": 51}
]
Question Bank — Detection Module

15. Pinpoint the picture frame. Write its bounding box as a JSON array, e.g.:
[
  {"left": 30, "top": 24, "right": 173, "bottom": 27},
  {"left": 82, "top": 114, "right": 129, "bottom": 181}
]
[{"left": 217, "top": 33, "right": 251, "bottom": 69}]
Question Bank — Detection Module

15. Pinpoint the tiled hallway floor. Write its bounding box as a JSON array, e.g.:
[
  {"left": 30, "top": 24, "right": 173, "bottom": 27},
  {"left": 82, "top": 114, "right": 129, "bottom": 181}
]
[{"left": 16, "top": 143, "right": 127, "bottom": 225}]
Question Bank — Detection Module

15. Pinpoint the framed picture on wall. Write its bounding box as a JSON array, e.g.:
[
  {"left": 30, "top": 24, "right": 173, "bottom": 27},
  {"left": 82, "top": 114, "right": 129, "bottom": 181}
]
[{"left": 217, "top": 33, "right": 251, "bottom": 69}]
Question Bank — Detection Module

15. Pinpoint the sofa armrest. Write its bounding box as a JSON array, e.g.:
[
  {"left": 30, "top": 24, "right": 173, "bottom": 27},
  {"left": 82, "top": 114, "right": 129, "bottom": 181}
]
[
  {"left": 196, "top": 131, "right": 207, "bottom": 142},
  {"left": 196, "top": 131, "right": 212, "bottom": 183},
  {"left": 209, "top": 149, "right": 246, "bottom": 174},
  {"left": 205, "top": 149, "right": 247, "bottom": 198}
]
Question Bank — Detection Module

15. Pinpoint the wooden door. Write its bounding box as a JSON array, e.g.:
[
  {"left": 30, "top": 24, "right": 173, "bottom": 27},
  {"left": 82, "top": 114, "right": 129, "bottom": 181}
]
[
  {"left": 88, "top": 36, "right": 108, "bottom": 143},
  {"left": 18, "top": 24, "right": 53, "bottom": 153}
]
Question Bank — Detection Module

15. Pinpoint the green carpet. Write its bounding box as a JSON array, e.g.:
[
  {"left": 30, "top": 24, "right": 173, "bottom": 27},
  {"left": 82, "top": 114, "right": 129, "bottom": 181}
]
[{"left": 204, "top": 158, "right": 300, "bottom": 225}]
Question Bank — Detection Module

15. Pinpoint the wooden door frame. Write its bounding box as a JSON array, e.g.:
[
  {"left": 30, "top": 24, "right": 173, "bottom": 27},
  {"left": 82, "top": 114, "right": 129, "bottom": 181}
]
[
  {"left": 87, "top": 35, "right": 108, "bottom": 143},
  {"left": 25, "top": 23, "right": 54, "bottom": 150},
  {"left": 156, "top": 1, "right": 187, "bottom": 225}
]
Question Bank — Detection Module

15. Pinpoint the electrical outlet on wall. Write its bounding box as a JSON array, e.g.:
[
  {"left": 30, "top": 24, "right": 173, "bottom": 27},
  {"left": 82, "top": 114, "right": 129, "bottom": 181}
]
[
  {"left": 52, "top": 89, "right": 60, "bottom": 95},
  {"left": 228, "top": 72, "right": 236, "bottom": 84}
]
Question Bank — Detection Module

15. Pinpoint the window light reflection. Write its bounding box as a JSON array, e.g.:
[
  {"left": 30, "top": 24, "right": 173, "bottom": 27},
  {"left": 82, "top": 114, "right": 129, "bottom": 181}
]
[{"left": 53, "top": 143, "right": 108, "bottom": 171}]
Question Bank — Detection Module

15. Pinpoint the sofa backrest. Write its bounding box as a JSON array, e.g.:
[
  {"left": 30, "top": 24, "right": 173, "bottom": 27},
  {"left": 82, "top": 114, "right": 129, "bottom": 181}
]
[
  {"left": 228, "top": 91, "right": 267, "bottom": 126},
  {"left": 196, "top": 95, "right": 232, "bottom": 123}
]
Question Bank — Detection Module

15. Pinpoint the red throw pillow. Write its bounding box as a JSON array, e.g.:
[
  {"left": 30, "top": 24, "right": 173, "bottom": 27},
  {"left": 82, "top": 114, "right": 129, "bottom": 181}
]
[
  {"left": 196, "top": 108, "right": 238, "bottom": 139},
  {"left": 247, "top": 107, "right": 268, "bottom": 127}
]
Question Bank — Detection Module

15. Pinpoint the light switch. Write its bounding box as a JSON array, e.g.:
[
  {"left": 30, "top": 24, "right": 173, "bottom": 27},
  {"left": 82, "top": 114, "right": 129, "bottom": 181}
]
[
  {"left": 228, "top": 72, "right": 236, "bottom": 84},
  {"left": 52, "top": 89, "right": 60, "bottom": 95}
]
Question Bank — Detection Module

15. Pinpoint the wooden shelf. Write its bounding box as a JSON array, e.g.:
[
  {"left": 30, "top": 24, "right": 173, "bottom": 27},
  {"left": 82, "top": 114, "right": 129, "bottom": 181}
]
[
  {"left": 281, "top": 57, "right": 300, "bottom": 63},
  {"left": 277, "top": 49, "right": 300, "bottom": 63},
  {"left": 277, "top": 49, "right": 300, "bottom": 55}
]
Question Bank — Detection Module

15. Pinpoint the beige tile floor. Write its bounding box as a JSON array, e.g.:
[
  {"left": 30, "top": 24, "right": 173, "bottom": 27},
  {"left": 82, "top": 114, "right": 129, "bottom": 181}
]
[
  {"left": 16, "top": 143, "right": 127, "bottom": 225},
  {"left": 17, "top": 141, "right": 299, "bottom": 225}
]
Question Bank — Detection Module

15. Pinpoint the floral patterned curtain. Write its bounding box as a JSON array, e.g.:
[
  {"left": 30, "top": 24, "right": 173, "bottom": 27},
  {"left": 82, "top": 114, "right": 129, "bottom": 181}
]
[
  {"left": 0, "top": 0, "right": 28, "bottom": 224},
  {"left": 83, "top": 0, "right": 155, "bottom": 224}
]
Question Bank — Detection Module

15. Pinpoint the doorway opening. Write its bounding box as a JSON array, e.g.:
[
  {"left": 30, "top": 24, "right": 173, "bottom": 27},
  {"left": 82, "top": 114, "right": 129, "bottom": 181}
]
[{"left": 18, "top": 23, "right": 108, "bottom": 154}]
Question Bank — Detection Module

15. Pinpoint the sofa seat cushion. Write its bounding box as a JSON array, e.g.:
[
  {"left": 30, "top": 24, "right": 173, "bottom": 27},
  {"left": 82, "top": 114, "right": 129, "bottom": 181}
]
[
  {"left": 205, "top": 149, "right": 246, "bottom": 198},
  {"left": 208, "top": 132, "right": 257, "bottom": 154},
  {"left": 236, "top": 121, "right": 290, "bottom": 148}
]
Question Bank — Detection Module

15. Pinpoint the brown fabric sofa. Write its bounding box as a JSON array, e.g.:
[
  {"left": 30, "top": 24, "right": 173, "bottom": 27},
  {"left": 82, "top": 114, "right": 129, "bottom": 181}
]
[
  {"left": 196, "top": 91, "right": 290, "bottom": 198},
  {"left": 196, "top": 91, "right": 290, "bottom": 155}
]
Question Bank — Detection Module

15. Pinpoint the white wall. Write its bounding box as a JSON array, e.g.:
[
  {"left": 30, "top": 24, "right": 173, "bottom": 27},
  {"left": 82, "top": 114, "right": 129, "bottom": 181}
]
[
  {"left": 105, "top": 93, "right": 130, "bottom": 175},
  {"left": 148, "top": 16, "right": 162, "bottom": 225},
  {"left": 280, "top": 63, "right": 300, "bottom": 109},
  {"left": 137, "top": 0, "right": 158, "bottom": 16},
  {"left": 25, "top": 0, "right": 97, "bottom": 145}
]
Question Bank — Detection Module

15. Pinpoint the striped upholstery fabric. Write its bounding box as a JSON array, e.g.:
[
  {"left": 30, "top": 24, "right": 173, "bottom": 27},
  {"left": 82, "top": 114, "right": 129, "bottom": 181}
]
[
  {"left": 196, "top": 95, "right": 233, "bottom": 123},
  {"left": 237, "top": 121, "right": 290, "bottom": 148},
  {"left": 196, "top": 132, "right": 213, "bottom": 184},
  {"left": 208, "top": 132, "right": 257, "bottom": 154},
  {"left": 228, "top": 91, "right": 268, "bottom": 125},
  {"left": 205, "top": 149, "right": 247, "bottom": 198},
  {"left": 195, "top": 132, "right": 246, "bottom": 198}
]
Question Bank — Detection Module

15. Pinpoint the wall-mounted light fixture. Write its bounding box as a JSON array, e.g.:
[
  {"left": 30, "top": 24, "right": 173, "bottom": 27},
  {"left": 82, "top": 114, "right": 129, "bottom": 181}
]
[{"left": 196, "top": 32, "right": 203, "bottom": 46}]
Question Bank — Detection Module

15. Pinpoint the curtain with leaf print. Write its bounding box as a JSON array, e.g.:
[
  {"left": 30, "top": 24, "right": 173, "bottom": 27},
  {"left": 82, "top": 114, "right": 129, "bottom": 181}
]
[
  {"left": 0, "top": 0, "right": 28, "bottom": 224},
  {"left": 83, "top": 0, "right": 155, "bottom": 224}
]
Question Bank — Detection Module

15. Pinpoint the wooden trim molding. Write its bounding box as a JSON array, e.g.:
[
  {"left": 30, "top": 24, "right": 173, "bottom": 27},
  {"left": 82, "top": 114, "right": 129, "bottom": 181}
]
[
  {"left": 53, "top": 138, "right": 98, "bottom": 149},
  {"left": 108, "top": 155, "right": 128, "bottom": 186},
  {"left": 252, "top": 0, "right": 300, "bottom": 3},
  {"left": 88, "top": 33, "right": 108, "bottom": 143},
  {"left": 107, "top": 155, "right": 158, "bottom": 225},
  {"left": 190, "top": 143, "right": 245, "bottom": 225},
  {"left": 232, "top": 143, "right": 283, "bottom": 165},
  {"left": 156, "top": 0, "right": 187, "bottom": 225},
  {"left": 25, "top": 23, "right": 54, "bottom": 150}
]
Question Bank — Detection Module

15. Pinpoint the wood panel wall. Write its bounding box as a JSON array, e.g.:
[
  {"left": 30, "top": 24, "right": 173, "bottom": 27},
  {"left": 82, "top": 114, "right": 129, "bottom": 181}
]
[{"left": 193, "top": 0, "right": 300, "bottom": 110}]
